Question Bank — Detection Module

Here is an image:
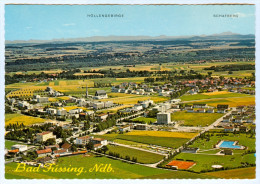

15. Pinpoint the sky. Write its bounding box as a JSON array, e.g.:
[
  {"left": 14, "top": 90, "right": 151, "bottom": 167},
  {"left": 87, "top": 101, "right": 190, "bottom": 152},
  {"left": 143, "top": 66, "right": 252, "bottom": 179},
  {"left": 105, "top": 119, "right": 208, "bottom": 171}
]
[{"left": 5, "top": 5, "right": 255, "bottom": 41}]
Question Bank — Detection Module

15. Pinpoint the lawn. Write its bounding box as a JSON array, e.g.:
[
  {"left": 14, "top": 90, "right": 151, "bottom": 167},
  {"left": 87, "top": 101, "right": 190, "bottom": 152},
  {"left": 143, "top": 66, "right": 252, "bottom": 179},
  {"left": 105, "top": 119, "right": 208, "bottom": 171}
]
[
  {"left": 5, "top": 114, "right": 46, "bottom": 126},
  {"left": 5, "top": 140, "right": 20, "bottom": 150},
  {"left": 204, "top": 167, "right": 255, "bottom": 179},
  {"left": 174, "top": 153, "right": 255, "bottom": 172},
  {"left": 196, "top": 97, "right": 255, "bottom": 107},
  {"left": 4, "top": 154, "right": 213, "bottom": 179},
  {"left": 180, "top": 92, "right": 250, "bottom": 101},
  {"left": 171, "top": 111, "right": 223, "bottom": 127},
  {"left": 132, "top": 117, "right": 157, "bottom": 124},
  {"left": 107, "top": 145, "right": 164, "bottom": 164},
  {"left": 126, "top": 131, "right": 198, "bottom": 139}
]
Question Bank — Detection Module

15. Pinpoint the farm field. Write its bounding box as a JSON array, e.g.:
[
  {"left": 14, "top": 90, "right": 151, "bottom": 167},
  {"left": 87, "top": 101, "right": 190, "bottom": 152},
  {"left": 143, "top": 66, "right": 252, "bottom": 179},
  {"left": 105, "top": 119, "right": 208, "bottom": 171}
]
[
  {"left": 100, "top": 95, "right": 167, "bottom": 105},
  {"left": 132, "top": 117, "right": 157, "bottom": 124},
  {"left": 5, "top": 113, "right": 46, "bottom": 126},
  {"left": 107, "top": 145, "right": 164, "bottom": 164},
  {"left": 171, "top": 111, "right": 223, "bottom": 127},
  {"left": 96, "top": 131, "right": 195, "bottom": 148},
  {"left": 61, "top": 106, "right": 88, "bottom": 112},
  {"left": 204, "top": 167, "right": 256, "bottom": 179},
  {"left": 180, "top": 92, "right": 250, "bottom": 101},
  {"left": 185, "top": 96, "right": 255, "bottom": 107},
  {"left": 126, "top": 131, "right": 198, "bottom": 139},
  {"left": 5, "top": 154, "right": 214, "bottom": 179}
]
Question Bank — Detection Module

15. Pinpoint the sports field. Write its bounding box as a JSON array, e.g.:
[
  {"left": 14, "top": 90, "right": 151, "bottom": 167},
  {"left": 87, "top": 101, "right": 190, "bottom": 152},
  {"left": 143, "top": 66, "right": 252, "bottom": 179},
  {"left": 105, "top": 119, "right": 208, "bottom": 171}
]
[{"left": 171, "top": 111, "right": 223, "bottom": 127}]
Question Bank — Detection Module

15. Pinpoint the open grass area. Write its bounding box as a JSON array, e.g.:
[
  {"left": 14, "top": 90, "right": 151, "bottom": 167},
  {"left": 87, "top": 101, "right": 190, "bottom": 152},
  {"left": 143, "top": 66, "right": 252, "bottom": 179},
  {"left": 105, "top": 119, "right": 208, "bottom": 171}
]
[
  {"left": 4, "top": 154, "right": 213, "bottom": 179},
  {"left": 180, "top": 92, "right": 250, "bottom": 101},
  {"left": 5, "top": 140, "right": 20, "bottom": 150},
  {"left": 204, "top": 167, "right": 255, "bottom": 179},
  {"left": 174, "top": 153, "right": 255, "bottom": 172},
  {"left": 171, "top": 111, "right": 223, "bottom": 127},
  {"left": 5, "top": 113, "right": 45, "bottom": 126},
  {"left": 107, "top": 145, "right": 164, "bottom": 164}
]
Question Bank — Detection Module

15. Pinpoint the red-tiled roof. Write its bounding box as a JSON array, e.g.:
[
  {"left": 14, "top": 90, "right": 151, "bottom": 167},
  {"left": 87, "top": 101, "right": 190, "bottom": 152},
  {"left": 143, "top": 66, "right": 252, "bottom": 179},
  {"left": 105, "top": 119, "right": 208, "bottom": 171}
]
[
  {"left": 54, "top": 149, "right": 67, "bottom": 154},
  {"left": 37, "top": 131, "right": 52, "bottom": 136},
  {"left": 78, "top": 136, "right": 90, "bottom": 140},
  {"left": 61, "top": 143, "right": 72, "bottom": 150},
  {"left": 94, "top": 143, "right": 102, "bottom": 147},
  {"left": 36, "top": 148, "right": 52, "bottom": 155}
]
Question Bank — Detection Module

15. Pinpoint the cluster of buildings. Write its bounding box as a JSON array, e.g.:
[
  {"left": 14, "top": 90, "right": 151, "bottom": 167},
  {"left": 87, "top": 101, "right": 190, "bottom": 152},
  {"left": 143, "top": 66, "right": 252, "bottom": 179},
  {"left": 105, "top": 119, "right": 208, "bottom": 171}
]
[{"left": 183, "top": 104, "right": 229, "bottom": 113}]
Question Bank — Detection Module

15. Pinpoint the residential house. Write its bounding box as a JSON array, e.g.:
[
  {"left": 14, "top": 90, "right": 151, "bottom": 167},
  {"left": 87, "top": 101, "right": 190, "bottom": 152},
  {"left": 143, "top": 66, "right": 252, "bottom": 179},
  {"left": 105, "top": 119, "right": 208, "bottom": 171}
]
[
  {"left": 119, "top": 125, "right": 131, "bottom": 132},
  {"left": 76, "top": 136, "right": 90, "bottom": 145},
  {"left": 36, "top": 131, "right": 56, "bottom": 143},
  {"left": 36, "top": 148, "right": 52, "bottom": 157},
  {"left": 224, "top": 126, "right": 234, "bottom": 132}
]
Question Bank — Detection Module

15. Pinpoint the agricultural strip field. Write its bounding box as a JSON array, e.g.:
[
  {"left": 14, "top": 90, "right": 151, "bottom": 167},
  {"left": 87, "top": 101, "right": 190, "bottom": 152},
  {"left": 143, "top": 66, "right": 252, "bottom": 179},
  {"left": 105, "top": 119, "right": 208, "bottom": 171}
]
[
  {"left": 5, "top": 154, "right": 215, "bottom": 179},
  {"left": 171, "top": 111, "right": 223, "bottom": 127},
  {"left": 183, "top": 96, "right": 255, "bottom": 107},
  {"left": 107, "top": 145, "right": 164, "bottom": 164},
  {"left": 180, "top": 92, "right": 250, "bottom": 101},
  {"left": 132, "top": 117, "right": 157, "bottom": 124},
  {"left": 96, "top": 131, "right": 197, "bottom": 148},
  {"left": 100, "top": 95, "right": 167, "bottom": 105},
  {"left": 5, "top": 114, "right": 45, "bottom": 126},
  {"left": 204, "top": 167, "right": 256, "bottom": 179}
]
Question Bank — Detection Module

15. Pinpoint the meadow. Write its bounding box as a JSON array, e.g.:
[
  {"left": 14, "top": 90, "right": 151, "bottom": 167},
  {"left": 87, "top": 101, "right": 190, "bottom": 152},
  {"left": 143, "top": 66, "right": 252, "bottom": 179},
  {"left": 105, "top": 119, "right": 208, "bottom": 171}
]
[
  {"left": 107, "top": 145, "right": 164, "bottom": 164},
  {"left": 171, "top": 111, "right": 223, "bottom": 127},
  {"left": 5, "top": 140, "right": 20, "bottom": 150},
  {"left": 5, "top": 114, "right": 46, "bottom": 126},
  {"left": 132, "top": 117, "right": 157, "bottom": 124},
  {"left": 204, "top": 167, "right": 255, "bottom": 179},
  {"left": 5, "top": 154, "right": 215, "bottom": 179}
]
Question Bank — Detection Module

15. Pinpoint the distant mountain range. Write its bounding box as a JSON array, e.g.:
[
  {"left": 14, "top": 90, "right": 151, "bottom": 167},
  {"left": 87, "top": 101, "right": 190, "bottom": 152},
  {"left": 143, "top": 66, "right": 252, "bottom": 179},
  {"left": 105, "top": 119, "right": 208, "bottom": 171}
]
[{"left": 6, "top": 32, "right": 255, "bottom": 45}]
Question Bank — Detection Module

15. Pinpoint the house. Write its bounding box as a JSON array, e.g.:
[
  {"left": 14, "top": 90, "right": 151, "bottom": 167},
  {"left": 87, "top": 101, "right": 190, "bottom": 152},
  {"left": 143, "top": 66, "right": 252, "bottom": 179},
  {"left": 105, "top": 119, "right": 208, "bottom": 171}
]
[
  {"left": 231, "top": 111, "right": 239, "bottom": 115},
  {"left": 222, "top": 149, "right": 233, "bottom": 155},
  {"left": 184, "top": 105, "right": 193, "bottom": 110},
  {"left": 91, "top": 138, "right": 108, "bottom": 146},
  {"left": 104, "top": 101, "right": 114, "bottom": 108},
  {"left": 45, "top": 144, "right": 59, "bottom": 150},
  {"left": 93, "top": 102, "right": 104, "bottom": 110},
  {"left": 157, "top": 112, "right": 171, "bottom": 124},
  {"left": 236, "top": 106, "right": 246, "bottom": 113},
  {"left": 186, "top": 108, "right": 194, "bottom": 113},
  {"left": 132, "top": 105, "right": 143, "bottom": 111},
  {"left": 182, "top": 147, "right": 199, "bottom": 153},
  {"left": 37, "top": 97, "right": 49, "bottom": 103},
  {"left": 217, "top": 109, "right": 227, "bottom": 113},
  {"left": 57, "top": 108, "right": 67, "bottom": 116},
  {"left": 11, "top": 145, "right": 28, "bottom": 152},
  {"left": 197, "top": 109, "right": 205, "bottom": 113},
  {"left": 119, "top": 125, "right": 131, "bottom": 132},
  {"left": 76, "top": 136, "right": 90, "bottom": 145},
  {"left": 234, "top": 118, "right": 243, "bottom": 123},
  {"left": 37, "top": 156, "right": 53, "bottom": 164},
  {"left": 97, "top": 113, "right": 108, "bottom": 121},
  {"left": 239, "top": 126, "right": 249, "bottom": 132},
  {"left": 36, "top": 131, "right": 56, "bottom": 143},
  {"left": 61, "top": 143, "right": 72, "bottom": 152},
  {"left": 172, "top": 104, "right": 180, "bottom": 109},
  {"left": 193, "top": 104, "right": 207, "bottom": 108},
  {"left": 222, "top": 116, "right": 231, "bottom": 122},
  {"left": 94, "top": 90, "right": 108, "bottom": 99},
  {"left": 53, "top": 149, "right": 68, "bottom": 155},
  {"left": 206, "top": 109, "right": 215, "bottom": 113},
  {"left": 69, "top": 108, "right": 83, "bottom": 114},
  {"left": 54, "top": 102, "right": 63, "bottom": 107},
  {"left": 224, "top": 126, "right": 234, "bottom": 132},
  {"left": 36, "top": 148, "right": 52, "bottom": 157},
  {"left": 140, "top": 100, "right": 154, "bottom": 108},
  {"left": 46, "top": 108, "right": 57, "bottom": 115},
  {"left": 93, "top": 144, "right": 103, "bottom": 150},
  {"left": 135, "top": 124, "right": 147, "bottom": 130},
  {"left": 217, "top": 104, "right": 229, "bottom": 110}
]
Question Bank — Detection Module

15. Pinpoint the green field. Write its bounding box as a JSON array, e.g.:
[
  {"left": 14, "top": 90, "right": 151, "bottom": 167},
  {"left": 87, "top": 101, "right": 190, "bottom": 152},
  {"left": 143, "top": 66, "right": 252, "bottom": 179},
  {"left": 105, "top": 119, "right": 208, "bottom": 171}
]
[
  {"left": 107, "top": 145, "right": 164, "bottom": 164},
  {"left": 180, "top": 92, "right": 250, "bottom": 101},
  {"left": 5, "top": 154, "right": 215, "bottom": 179},
  {"left": 204, "top": 167, "right": 255, "bottom": 179},
  {"left": 171, "top": 111, "right": 223, "bottom": 127},
  {"left": 97, "top": 134, "right": 190, "bottom": 148},
  {"left": 132, "top": 117, "right": 157, "bottom": 124},
  {"left": 5, "top": 140, "right": 20, "bottom": 150}
]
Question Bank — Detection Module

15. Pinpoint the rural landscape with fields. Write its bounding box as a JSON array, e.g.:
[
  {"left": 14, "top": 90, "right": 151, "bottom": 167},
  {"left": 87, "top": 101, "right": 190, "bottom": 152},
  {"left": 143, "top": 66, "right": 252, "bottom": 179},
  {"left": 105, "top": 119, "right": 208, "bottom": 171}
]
[{"left": 4, "top": 5, "right": 256, "bottom": 180}]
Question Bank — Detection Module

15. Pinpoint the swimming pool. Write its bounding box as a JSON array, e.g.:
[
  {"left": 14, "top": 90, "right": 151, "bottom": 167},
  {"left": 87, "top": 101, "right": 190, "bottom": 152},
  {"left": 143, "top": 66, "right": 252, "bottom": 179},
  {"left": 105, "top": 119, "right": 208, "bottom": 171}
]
[{"left": 219, "top": 141, "right": 241, "bottom": 149}]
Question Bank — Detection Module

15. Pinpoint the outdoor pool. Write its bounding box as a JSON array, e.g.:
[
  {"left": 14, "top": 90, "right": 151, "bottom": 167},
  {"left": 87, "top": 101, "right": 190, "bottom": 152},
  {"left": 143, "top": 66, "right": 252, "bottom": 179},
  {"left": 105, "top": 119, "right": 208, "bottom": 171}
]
[{"left": 219, "top": 141, "right": 242, "bottom": 149}]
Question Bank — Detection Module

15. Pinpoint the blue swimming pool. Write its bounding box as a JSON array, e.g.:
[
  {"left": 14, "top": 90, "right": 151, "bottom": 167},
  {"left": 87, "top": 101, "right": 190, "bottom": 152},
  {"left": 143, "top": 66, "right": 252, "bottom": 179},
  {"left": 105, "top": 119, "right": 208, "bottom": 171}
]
[{"left": 219, "top": 141, "right": 241, "bottom": 149}]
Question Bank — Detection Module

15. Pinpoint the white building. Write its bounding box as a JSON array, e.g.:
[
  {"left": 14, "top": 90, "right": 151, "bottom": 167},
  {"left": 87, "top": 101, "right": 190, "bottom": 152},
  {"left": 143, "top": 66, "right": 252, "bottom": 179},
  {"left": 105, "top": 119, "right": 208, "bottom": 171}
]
[
  {"left": 69, "top": 108, "right": 83, "bottom": 114},
  {"left": 57, "top": 108, "right": 67, "bottom": 116},
  {"left": 157, "top": 112, "right": 171, "bottom": 124},
  {"left": 11, "top": 144, "right": 28, "bottom": 152},
  {"left": 76, "top": 136, "right": 90, "bottom": 145},
  {"left": 36, "top": 131, "right": 56, "bottom": 142},
  {"left": 140, "top": 100, "right": 154, "bottom": 108},
  {"left": 93, "top": 102, "right": 105, "bottom": 109},
  {"left": 46, "top": 108, "right": 57, "bottom": 115}
]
